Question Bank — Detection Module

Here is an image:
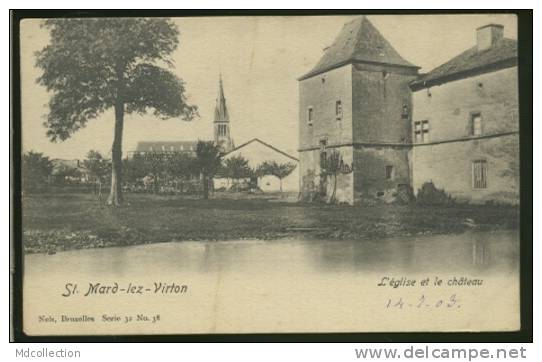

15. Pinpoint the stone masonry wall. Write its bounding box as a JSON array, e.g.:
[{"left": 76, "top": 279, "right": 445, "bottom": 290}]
[
  {"left": 352, "top": 63, "right": 418, "bottom": 144},
  {"left": 299, "top": 65, "right": 354, "bottom": 150},
  {"left": 353, "top": 146, "right": 411, "bottom": 203},
  {"left": 411, "top": 66, "right": 519, "bottom": 204}
]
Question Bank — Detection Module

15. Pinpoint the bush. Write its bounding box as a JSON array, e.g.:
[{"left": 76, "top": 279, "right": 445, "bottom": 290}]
[{"left": 416, "top": 181, "right": 454, "bottom": 205}]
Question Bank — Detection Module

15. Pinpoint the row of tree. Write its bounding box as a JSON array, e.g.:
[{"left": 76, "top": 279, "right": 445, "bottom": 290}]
[{"left": 22, "top": 141, "right": 297, "bottom": 199}]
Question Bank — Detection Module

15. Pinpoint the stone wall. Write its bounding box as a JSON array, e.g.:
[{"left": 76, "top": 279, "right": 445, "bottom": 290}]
[
  {"left": 353, "top": 145, "right": 412, "bottom": 203},
  {"left": 411, "top": 66, "right": 519, "bottom": 204},
  {"left": 411, "top": 67, "right": 519, "bottom": 142},
  {"left": 352, "top": 63, "right": 418, "bottom": 144},
  {"left": 298, "top": 65, "right": 354, "bottom": 150},
  {"left": 298, "top": 65, "right": 355, "bottom": 203},
  {"left": 411, "top": 135, "right": 519, "bottom": 204}
]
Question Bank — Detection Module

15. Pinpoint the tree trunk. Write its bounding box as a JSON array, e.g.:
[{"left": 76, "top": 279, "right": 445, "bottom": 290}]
[
  {"left": 330, "top": 174, "right": 338, "bottom": 204},
  {"left": 107, "top": 101, "right": 124, "bottom": 206},
  {"left": 279, "top": 178, "right": 283, "bottom": 194}
]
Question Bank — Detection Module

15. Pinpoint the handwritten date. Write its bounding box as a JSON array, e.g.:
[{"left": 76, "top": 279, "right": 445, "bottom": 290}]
[{"left": 385, "top": 294, "right": 460, "bottom": 309}]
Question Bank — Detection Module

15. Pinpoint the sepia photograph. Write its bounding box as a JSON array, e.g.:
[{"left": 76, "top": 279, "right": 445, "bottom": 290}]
[{"left": 11, "top": 10, "right": 530, "bottom": 339}]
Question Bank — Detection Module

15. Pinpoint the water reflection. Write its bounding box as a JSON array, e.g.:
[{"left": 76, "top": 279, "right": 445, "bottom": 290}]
[
  {"left": 25, "top": 230, "right": 519, "bottom": 279},
  {"left": 304, "top": 231, "right": 518, "bottom": 273},
  {"left": 472, "top": 236, "right": 490, "bottom": 267}
]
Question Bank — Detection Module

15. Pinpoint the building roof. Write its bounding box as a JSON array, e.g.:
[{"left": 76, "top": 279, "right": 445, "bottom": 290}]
[
  {"left": 135, "top": 141, "right": 198, "bottom": 152},
  {"left": 223, "top": 138, "right": 299, "bottom": 162},
  {"left": 411, "top": 37, "right": 517, "bottom": 89},
  {"left": 299, "top": 16, "right": 418, "bottom": 81}
]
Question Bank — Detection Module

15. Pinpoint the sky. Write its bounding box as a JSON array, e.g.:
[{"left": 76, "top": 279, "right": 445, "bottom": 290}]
[{"left": 20, "top": 14, "right": 517, "bottom": 160}]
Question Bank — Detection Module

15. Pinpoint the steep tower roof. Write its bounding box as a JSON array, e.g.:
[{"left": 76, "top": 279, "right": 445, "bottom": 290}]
[
  {"left": 214, "top": 74, "right": 230, "bottom": 123},
  {"left": 299, "top": 16, "right": 418, "bottom": 80}
]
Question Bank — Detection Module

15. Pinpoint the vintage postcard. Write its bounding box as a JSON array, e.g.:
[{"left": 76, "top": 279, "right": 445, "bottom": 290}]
[{"left": 16, "top": 13, "right": 523, "bottom": 336}]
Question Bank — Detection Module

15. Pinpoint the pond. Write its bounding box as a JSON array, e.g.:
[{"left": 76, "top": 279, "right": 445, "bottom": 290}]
[{"left": 23, "top": 230, "right": 520, "bottom": 335}]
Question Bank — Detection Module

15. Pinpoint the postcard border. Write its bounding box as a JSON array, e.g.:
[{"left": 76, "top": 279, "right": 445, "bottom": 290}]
[{"left": 9, "top": 8, "right": 533, "bottom": 343}]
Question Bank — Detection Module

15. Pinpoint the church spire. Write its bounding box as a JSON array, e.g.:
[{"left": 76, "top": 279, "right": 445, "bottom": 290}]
[
  {"left": 213, "top": 74, "right": 233, "bottom": 152},
  {"left": 214, "top": 73, "right": 229, "bottom": 123}
]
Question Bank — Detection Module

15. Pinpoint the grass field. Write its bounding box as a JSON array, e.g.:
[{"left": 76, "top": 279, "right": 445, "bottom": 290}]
[{"left": 21, "top": 192, "right": 519, "bottom": 254}]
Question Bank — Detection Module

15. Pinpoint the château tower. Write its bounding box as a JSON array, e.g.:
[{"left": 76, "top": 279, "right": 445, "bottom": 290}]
[
  {"left": 298, "top": 16, "right": 419, "bottom": 204},
  {"left": 213, "top": 74, "right": 234, "bottom": 153}
]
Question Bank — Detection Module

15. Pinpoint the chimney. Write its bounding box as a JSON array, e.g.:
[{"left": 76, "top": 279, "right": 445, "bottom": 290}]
[{"left": 476, "top": 24, "right": 504, "bottom": 51}]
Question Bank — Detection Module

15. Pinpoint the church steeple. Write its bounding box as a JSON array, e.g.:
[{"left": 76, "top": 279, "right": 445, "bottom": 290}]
[
  {"left": 214, "top": 74, "right": 229, "bottom": 123},
  {"left": 213, "top": 74, "right": 234, "bottom": 152}
]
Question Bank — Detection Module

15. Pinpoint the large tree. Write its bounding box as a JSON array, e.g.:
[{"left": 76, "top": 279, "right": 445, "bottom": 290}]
[{"left": 36, "top": 18, "right": 197, "bottom": 206}]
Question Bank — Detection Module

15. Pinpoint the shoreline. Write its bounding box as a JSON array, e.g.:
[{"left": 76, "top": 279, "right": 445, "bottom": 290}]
[
  {"left": 23, "top": 224, "right": 518, "bottom": 255},
  {"left": 22, "top": 193, "right": 520, "bottom": 255}
]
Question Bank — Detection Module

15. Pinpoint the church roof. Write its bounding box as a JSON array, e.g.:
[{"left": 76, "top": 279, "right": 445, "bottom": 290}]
[
  {"left": 411, "top": 37, "right": 517, "bottom": 89},
  {"left": 214, "top": 75, "right": 230, "bottom": 123},
  {"left": 135, "top": 141, "right": 198, "bottom": 152},
  {"left": 223, "top": 138, "right": 299, "bottom": 162},
  {"left": 299, "top": 16, "right": 418, "bottom": 80}
]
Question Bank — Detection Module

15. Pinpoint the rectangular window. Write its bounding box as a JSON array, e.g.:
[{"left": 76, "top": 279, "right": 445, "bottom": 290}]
[
  {"left": 335, "top": 100, "right": 342, "bottom": 119},
  {"left": 385, "top": 165, "right": 394, "bottom": 180},
  {"left": 472, "top": 160, "right": 488, "bottom": 189},
  {"left": 308, "top": 107, "right": 314, "bottom": 125},
  {"left": 471, "top": 113, "right": 482, "bottom": 136},
  {"left": 414, "top": 120, "right": 430, "bottom": 143}
]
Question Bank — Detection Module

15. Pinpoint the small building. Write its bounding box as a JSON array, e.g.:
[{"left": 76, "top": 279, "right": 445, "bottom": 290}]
[
  {"left": 410, "top": 24, "right": 519, "bottom": 204},
  {"left": 298, "top": 16, "right": 419, "bottom": 204},
  {"left": 215, "top": 138, "right": 299, "bottom": 193}
]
